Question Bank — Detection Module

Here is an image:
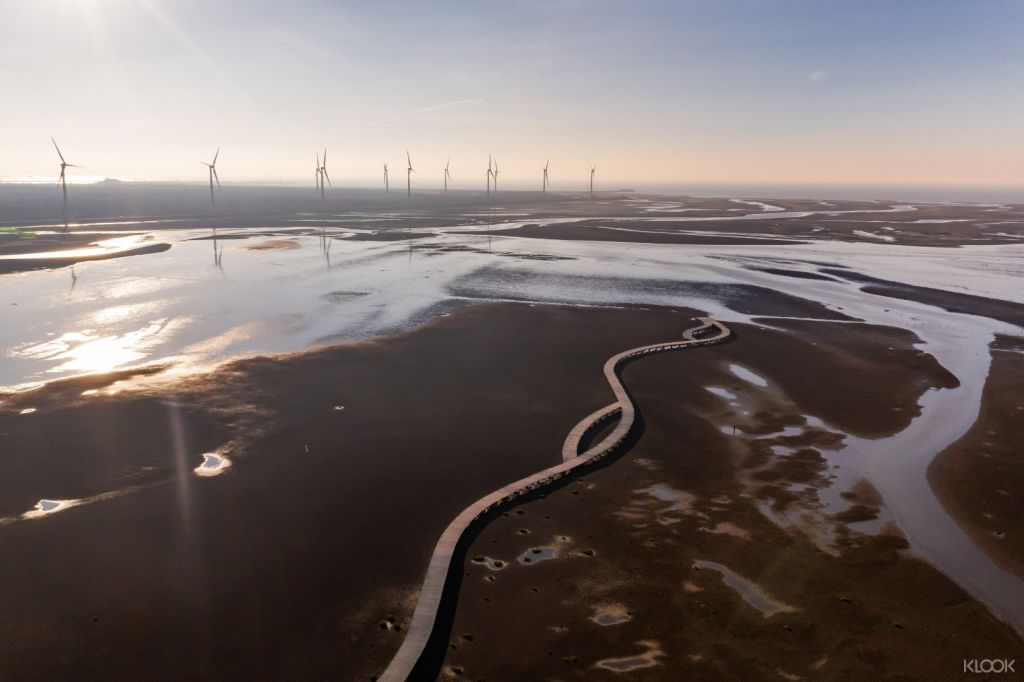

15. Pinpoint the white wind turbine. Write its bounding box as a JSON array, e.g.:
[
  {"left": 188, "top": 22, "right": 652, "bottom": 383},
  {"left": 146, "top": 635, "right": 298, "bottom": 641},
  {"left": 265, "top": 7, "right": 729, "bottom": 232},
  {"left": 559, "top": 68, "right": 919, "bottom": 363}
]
[
  {"left": 51, "top": 138, "right": 81, "bottom": 230},
  {"left": 319, "top": 149, "right": 330, "bottom": 200},
  {"left": 201, "top": 148, "right": 221, "bottom": 206},
  {"left": 542, "top": 160, "right": 549, "bottom": 193},
  {"left": 383, "top": 162, "right": 390, "bottom": 192},
  {"left": 443, "top": 158, "right": 451, "bottom": 193},
  {"left": 406, "top": 150, "right": 414, "bottom": 199}
]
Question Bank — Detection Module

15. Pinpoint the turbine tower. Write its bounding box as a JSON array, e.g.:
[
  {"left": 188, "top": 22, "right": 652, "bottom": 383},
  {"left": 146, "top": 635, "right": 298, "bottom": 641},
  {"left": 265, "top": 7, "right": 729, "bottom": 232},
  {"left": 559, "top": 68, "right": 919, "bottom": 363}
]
[
  {"left": 201, "top": 148, "right": 221, "bottom": 206},
  {"left": 406, "top": 150, "right": 414, "bottom": 199},
  {"left": 443, "top": 159, "right": 451, "bottom": 193},
  {"left": 486, "top": 154, "right": 493, "bottom": 197},
  {"left": 315, "top": 152, "right": 322, "bottom": 193},
  {"left": 384, "top": 162, "right": 389, "bottom": 192},
  {"left": 51, "top": 138, "right": 80, "bottom": 230},
  {"left": 542, "top": 160, "right": 549, "bottom": 193},
  {"left": 319, "top": 148, "right": 330, "bottom": 200},
  {"left": 589, "top": 164, "right": 596, "bottom": 198}
]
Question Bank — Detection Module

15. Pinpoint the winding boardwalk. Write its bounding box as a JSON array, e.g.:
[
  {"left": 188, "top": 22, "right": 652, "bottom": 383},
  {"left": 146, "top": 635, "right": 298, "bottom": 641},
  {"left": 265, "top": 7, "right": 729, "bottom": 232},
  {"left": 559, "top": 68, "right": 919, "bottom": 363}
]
[{"left": 379, "top": 317, "right": 732, "bottom": 681}]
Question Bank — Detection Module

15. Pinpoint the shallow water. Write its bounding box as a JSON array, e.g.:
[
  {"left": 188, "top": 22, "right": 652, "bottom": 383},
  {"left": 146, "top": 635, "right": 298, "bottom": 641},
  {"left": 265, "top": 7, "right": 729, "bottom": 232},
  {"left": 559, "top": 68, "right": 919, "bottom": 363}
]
[
  {"left": 195, "top": 452, "right": 231, "bottom": 477},
  {"left": 705, "top": 386, "right": 739, "bottom": 402},
  {"left": 693, "top": 559, "right": 796, "bottom": 617},
  {"left": 728, "top": 364, "right": 769, "bottom": 387},
  {"left": 517, "top": 546, "right": 557, "bottom": 565}
]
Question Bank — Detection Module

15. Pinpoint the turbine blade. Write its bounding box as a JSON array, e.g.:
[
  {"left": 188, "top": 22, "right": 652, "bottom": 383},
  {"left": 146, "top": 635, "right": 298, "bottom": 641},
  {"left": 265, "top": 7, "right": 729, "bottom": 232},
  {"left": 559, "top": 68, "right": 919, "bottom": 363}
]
[
  {"left": 212, "top": 147, "right": 220, "bottom": 166},
  {"left": 213, "top": 167, "right": 221, "bottom": 189},
  {"left": 323, "top": 169, "right": 331, "bottom": 185},
  {"left": 51, "top": 137, "right": 66, "bottom": 164},
  {"left": 323, "top": 149, "right": 327, "bottom": 165}
]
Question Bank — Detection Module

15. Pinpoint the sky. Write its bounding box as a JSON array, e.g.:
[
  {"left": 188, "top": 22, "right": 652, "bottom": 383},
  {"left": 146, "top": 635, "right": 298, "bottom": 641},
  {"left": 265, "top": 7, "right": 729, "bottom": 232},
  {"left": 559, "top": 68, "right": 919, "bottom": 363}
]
[{"left": 1, "top": 0, "right": 1022, "bottom": 189}]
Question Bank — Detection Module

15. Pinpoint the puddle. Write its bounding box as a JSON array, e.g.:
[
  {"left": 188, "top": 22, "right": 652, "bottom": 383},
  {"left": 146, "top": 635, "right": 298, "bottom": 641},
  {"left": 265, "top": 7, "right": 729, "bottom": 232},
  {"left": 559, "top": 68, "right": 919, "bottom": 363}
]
[
  {"left": 728, "top": 364, "right": 769, "bottom": 387},
  {"left": 702, "top": 522, "right": 752, "bottom": 540},
  {"left": 19, "top": 408, "right": 36, "bottom": 414},
  {"left": 595, "top": 640, "right": 664, "bottom": 672},
  {"left": 641, "top": 484, "right": 694, "bottom": 505},
  {"left": 470, "top": 555, "right": 507, "bottom": 571},
  {"left": 638, "top": 484, "right": 700, "bottom": 516},
  {"left": 194, "top": 452, "right": 232, "bottom": 477},
  {"left": 706, "top": 386, "right": 739, "bottom": 402},
  {"left": 591, "top": 604, "right": 632, "bottom": 626},
  {"left": 518, "top": 546, "right": 557, "bottom": 565},
  {"left": 20, "top": 498, "right": 78, "bottom": 520},
  {"left": 693, "top": 560, "right": 797, "bottom": 617}
]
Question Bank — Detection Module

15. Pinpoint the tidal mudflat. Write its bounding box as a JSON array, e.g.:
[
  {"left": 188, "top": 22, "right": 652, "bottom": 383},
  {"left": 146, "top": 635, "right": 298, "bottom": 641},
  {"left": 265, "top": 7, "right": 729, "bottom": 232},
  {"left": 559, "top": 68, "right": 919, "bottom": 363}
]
[{"left": 1, "top": 190, "right": 1022, "bottom": 679}]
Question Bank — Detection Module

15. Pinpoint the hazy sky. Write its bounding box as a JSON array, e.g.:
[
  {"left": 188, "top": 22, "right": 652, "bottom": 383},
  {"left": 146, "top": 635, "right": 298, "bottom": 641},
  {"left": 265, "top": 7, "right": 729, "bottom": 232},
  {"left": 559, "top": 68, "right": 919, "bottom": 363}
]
[{"left": 1, "top": 0, "right": 1021, "bottom": 188}]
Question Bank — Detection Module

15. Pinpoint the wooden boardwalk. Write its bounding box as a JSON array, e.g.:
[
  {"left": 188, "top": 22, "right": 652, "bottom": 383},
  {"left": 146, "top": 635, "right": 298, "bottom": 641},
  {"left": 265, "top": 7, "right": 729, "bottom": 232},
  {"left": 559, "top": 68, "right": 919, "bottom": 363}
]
[{"left": 379, "top": 317, "right": 732, "bottom": 681}]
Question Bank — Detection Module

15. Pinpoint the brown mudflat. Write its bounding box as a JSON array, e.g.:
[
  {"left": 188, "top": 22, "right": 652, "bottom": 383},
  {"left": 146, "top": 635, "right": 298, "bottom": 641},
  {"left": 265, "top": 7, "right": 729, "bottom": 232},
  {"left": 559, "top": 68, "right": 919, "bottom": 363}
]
[
  {"left": 0, "top": 302, "right": 722, "bottom": 680},
  {"left": 929, "top": 335, "right": 1024, "bottom": 579},
  {"left": 440, "top": 318, "right": 1023, "bottom": 681},
  {"left": 0, "top": 276, "right": 1021, "bottom": 679}
]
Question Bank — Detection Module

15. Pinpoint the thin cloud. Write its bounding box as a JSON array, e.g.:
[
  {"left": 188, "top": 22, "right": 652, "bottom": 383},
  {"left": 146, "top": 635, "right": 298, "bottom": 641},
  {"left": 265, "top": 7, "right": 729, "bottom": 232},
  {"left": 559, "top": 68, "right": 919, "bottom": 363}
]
[
  {"left": 807, "top": 69, "right": 828, "bottom": 83},
  {"left": 419, "top": 98, "right": 480, "bottom": 113}
]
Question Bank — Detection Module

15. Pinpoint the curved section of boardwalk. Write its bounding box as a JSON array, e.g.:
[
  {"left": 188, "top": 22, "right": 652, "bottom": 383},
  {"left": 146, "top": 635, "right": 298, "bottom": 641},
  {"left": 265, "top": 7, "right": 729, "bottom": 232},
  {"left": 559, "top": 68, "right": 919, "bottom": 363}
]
[
  {"left": 560, "top": 317, "right": 721, "bottom": 463},
  {"left": 380, "top": 317, "right": 732, "bottom": 681}
]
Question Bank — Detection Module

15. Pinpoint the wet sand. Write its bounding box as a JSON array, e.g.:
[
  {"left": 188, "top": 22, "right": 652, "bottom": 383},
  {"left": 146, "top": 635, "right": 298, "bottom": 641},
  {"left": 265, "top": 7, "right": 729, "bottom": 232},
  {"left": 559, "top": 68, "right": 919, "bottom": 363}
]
[
  {"left": 0, "top": 241, "right": 171, "bottom": 274},
  {"left": 822, "top": 269, "right": 1024, "bottom": 329},
  {"left": 929, "top": 335, "right": 1024, "bottom": 579},
  {"left": 440, "top": 318, "right": 1023, "bottom": 680},
  {"left": 448, "top": 267, "right": 857, "bottom": 321},
  {"left": 1, "top": 299, "right": 1021, "bottom": 679},
  {"left": 465, "top": 222, "right": 807, "bottom": 246},
  {"left": 0, "top": 302, "right": 726, "bottom": 680}
]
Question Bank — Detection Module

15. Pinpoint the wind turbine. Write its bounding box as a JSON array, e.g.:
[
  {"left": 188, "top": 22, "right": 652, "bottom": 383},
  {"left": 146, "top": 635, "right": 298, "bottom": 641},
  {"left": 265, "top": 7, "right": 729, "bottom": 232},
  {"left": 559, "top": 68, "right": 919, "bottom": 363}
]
[
  {"left": 486, "top": 154, "right": 493, "bottom": 197},
  {"left": 315, "top": 152, "right": 322, "bottom": 193},
  {"left": 51, "top": 138, "right": 80, "bottom": 230},
  {"left": 589, "top": 164, "right": 596, "bottom": 198},
  {"left": 383, "top": 162, "right": 390, "bottom": 192},
  {"left": 406, "top": 150, "right": 414, "bottom": 199},
  {"left": 542, "top": 160, "right": 549, "bottom": 193},
  {"left": 201, "top": 148, "right": 221, "bottom": 206},
  {"left": 493, "top": 158, "right": 500, "bottom": 193},
  {"left": 443, "top": 158, "right": 451, "bottom": 193},
  {"left": 319, "top": 148, "right": 330, "bottom": 200}
]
